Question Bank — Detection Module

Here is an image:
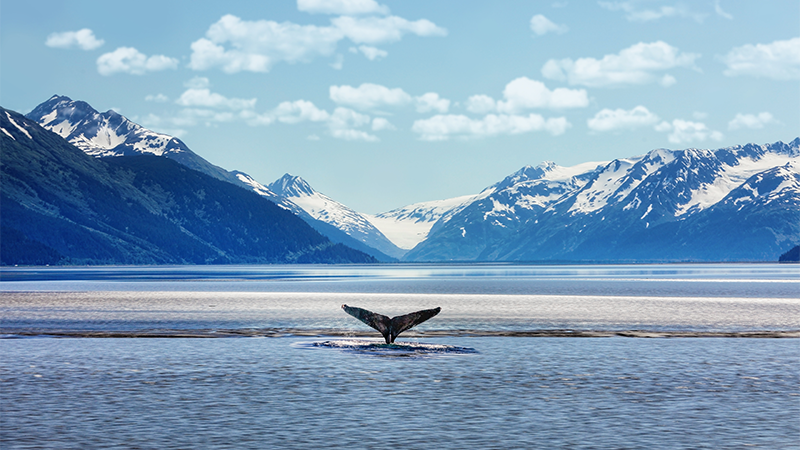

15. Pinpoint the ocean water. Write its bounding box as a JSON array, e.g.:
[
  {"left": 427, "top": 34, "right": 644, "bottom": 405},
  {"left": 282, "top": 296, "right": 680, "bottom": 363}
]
[{"left": 1, "top": 264, "right": 799, "bottom": 449}]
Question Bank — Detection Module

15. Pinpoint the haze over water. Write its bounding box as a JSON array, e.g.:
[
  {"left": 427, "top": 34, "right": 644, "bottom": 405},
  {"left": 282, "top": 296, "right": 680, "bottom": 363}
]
[{"left": 1, "top": 264, "right": 798, "bottom": 448}]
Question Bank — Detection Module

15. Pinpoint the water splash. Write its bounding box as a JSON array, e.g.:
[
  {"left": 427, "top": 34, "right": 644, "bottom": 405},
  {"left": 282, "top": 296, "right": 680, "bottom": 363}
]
[{"left": 299, "top": 339, "right": 478, "bottom": 358}]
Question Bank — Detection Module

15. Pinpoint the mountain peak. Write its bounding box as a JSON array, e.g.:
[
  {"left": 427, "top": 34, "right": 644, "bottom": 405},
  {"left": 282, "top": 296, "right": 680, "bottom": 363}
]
[{"left": 268, "top": 173, "right": 316, "bottom": 197}]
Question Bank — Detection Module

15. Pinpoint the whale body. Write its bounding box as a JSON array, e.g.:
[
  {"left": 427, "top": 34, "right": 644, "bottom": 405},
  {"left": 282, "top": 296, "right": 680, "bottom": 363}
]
[{"left": 341, "top": 304, "right": 441, "bottom": 344}]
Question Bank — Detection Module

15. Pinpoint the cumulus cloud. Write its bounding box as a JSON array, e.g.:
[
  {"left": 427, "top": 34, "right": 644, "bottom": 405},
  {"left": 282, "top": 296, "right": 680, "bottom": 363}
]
[
  {"left": 330, "top": 83, "right": 412, "bottom": 109},
  {"left": 598, "top": 1, "right": 705, "bottom": 22},
  {"left": 351, "top": 45, "right": 388, "bottom": 60},
  {"left": 45, "top": 28, "right": 104, "bottom": 50},
  {"left": 659, "top": 74, "right": 677, "bottom": 87},
  {"left": 297, "top": 0, "right": 390, "bottom": 15},
  {"left": 145, "top": 94, "right": 169, "bottom": 103},
  {"left": 587, "top": 106, "right": 659, "bottom": 132},
  {"left": 189, "top": 15, "right": 342, "bottom": 73},
  {"left": 176, "top": 88, "right": 257, "bottom": 110},
  {"left": 530, "top": 14, "right": 568, "bottom": 36},
  {"left": 272, "top": 100, "right": 331, "bottom": 124},
  {"left": 372, "top": 117, "right": 395, "bottom": 131},
  {"left": 655, "top": 119, "right": 723, "bottom": 144},
  {"left": 139, "top": 114, "right": 187, "bottom": 138},
  {"left": 97, "top": 47, "right": 178, "bottom": 75},
  {"left": 497, "top": 77, "right": 589, "bottom": 112},
  {"left": 189, "top": 14, "right": 445, "bottom": 73},
  {"left": 328, "top": 107, "right": 378, "bottom": 141},
  {"left": 145, "top": 108, "right": 247, "bottom": 130},
  {"left": 728, "top": 112, "right": 776, "bottom": 130},
  {"left": 714, "top": 0, "right": 733, "bottom": 20},
  {"left": 331, "top": 15, "right": 446, "bottom": 45},
  {"left": 184, "top": 77, "right": 211, "bottom": 89},
  {"left": 247, "top": 100, "right": 377, "bottom": 141},
  {"left": 720, "top": 37, "right": 800, "bottom": 80},
  {"left": 415, "top": 92, "right": 450, "bottom": 113},
  {"left": 465, "top": 95, "right": 497, "bottom": 114},
  {"left": 412, "top": 114, "right": 570, "bottom": 141},
  {"left": 541, "top": 41, "right": 699, "bottom": 87}
]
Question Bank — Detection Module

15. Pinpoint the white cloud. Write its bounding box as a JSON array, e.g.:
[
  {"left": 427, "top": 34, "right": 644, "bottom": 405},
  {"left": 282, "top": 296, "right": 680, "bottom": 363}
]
[
  {"left": 149, "top": 108, "right": 248, "bottom": 129},
  {"left": 97, "top": 47, "right": 178, "bottom": 75},
  {"left": 189, "top": 14, "right": 444, "bottom": 73},
  {"left": 331, "top": 15, "right": 447, "bottom": 45},
  {"left": 353, "top": 45, "right": 388, "bottom": 60},
  {"left": 372, "top": 117, "right": 395, "bottom": 131},
  {"left": 145, "top": 94, "right": 169, "bottom": 103},
  {"left": 176, "top": 88, "right": 257, "bottom": 110},
  {"left": 714, "top": 0, "right": 733, "bottom": 20},
  {"left": 45, "top": 28, "right": 104, "bottom": 50},
  {"left": 659, "top": 74, "right": 677, "bottom": 87},
  {"left": 250, "top": 100, "right": 377, "bottom": 141},
  {"left": 692, "top": 111, "right": 708, "bottom": 120},
  {"left": 185, "top": 77, "right": 211, "bottom": 89},
  {"left": 587, "top": 106, "right": 659, "bottom": 132},
  {"left": 139, "top": 114, "right": 187, "bottom": 138},
  {"left": 273, "top": 100, "right": 331, "bottom": 124},
  {"left": 328, "top": 107, "right": 378, "bottom": 141},
  {"left": 412, "top": 113, "right": 570, "bottom": 141},
  {"left": 330, "top": 83, "right": 412, "bottom": 110},
  {"left": 720, "top": 37, "right": 800, "bottom": 80},
  {"left": 598, "top": 1, "right": 705, "bottom": 22},
  {"left": 496, "top": 77, "right": 589, "bottom": 112},
  {"left": 331, "top": 128, "right": 379, "bottom": 141},
  {"left": 297, "top": 0, "right": 389, "bottom": 15},
  {"left": 542, "top": 41, "right": 700, "bottom": 87},
  {"left": 189, "top": 15, "right": 343, "bottom": 73},
  {"left": 465, "top": 95, "right": 497, "bottom": 114},
  {"left": 330, "top": 54, "right": 345, "bottom": 69},
  {"left": 530, "top": 14, "right": 568, "bottom": 36},
  {"left": 728, "top": 112, "right": 776, "bottom": 130},
  {"left": 415, "top": 92, "right": 450, "bottom": 113},
  {"left": 655, "top": 119, "right": 723, "bottom": 144}
]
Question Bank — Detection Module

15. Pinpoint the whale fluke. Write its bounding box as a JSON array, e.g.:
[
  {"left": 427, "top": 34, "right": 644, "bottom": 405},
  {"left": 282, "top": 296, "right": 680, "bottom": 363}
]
[{"left": 342, "top": 304, "right": 441, "bottom": 344}]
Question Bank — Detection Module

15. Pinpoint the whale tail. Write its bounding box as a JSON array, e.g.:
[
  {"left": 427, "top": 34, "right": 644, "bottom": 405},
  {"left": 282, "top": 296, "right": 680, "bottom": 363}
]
[{"left": 342, "top": 304, "right": 441, "bottom": 344}]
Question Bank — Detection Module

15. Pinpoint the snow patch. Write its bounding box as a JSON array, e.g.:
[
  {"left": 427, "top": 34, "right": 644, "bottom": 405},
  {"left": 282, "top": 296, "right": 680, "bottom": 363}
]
[
  {"left": 570, "top": 156, "right": 644, "bottom": 213},
  {"left": 39, "top": 110, "right": 58, "bottom": 125},
  {"left": 49, "top": 120, "right": 78, "bottom": 138},
  {"left": 483, "top": 198, "right": 515, "bottom": 220},
  {"left": 675, "top": 151, "right": 800, "bottom": 216},
  {"left": 1, "top": 127, "right": 15, "bottom": 140},
  {"left": 5, "top": 112, "right": 32, "bottom": 139}
]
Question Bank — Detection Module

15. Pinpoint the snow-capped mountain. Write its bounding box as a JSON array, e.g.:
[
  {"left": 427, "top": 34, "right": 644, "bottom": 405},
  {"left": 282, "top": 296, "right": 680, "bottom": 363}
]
[
  {"left": 26, "top": 95, "right": 253, "bottom": 190},
  {"left": 268, "top": 174, "right": 405, "bottom": 259},
  {"left": 405, "top": 139, "right": 800, "bottom": 262},
  {"left": 1, "top": 106, "right": 376, "bottom": 265},
  {"left": 25, "top": 95, "right": 405, "bottom": 261}
]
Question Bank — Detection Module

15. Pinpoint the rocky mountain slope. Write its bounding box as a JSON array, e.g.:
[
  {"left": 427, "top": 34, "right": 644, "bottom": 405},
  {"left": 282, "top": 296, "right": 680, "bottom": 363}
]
[
  {"left": 267, "top": 174, "right": 405, "bottom": 259},
  {"left": 26, "top": 95, "right": 396, "bottom": 261},
  {"left": 404, "top": 140, "right": 800, "bottom": 262},
  {"left": 1, "top": 107, "right": 375, "bottom": 265}
]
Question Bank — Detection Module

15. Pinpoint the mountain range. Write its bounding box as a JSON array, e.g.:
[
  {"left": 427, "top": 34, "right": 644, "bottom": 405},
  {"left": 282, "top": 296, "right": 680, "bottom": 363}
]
[
  {"left": 1, "top": 106, "right": 375, "bottom": 265},
  {"left": 4, "top": 95, "right": 798, "bottom": 264},
  {"left": 25, "top": 95, "right": 401, "bottom": 262},
  {"left": 406, "top": 142, "right": 800, "bottom": 261}
]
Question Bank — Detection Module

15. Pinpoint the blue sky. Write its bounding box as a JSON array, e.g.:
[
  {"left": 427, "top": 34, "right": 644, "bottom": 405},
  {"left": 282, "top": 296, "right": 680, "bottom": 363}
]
[{"left": 2, "top": 0, "right": 798, "bottom": 213}]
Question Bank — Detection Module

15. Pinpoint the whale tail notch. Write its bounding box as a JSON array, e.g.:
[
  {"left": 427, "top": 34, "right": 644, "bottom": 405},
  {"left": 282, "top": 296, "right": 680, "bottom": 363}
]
[{"left": 342, "top": 304, "right": 441, "bottom": 344}]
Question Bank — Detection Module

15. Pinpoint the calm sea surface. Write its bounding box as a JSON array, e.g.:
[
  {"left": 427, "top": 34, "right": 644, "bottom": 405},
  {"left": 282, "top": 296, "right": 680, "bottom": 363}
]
[{"left": 1, "top": 264, "right": 798, "bottom": 449}]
